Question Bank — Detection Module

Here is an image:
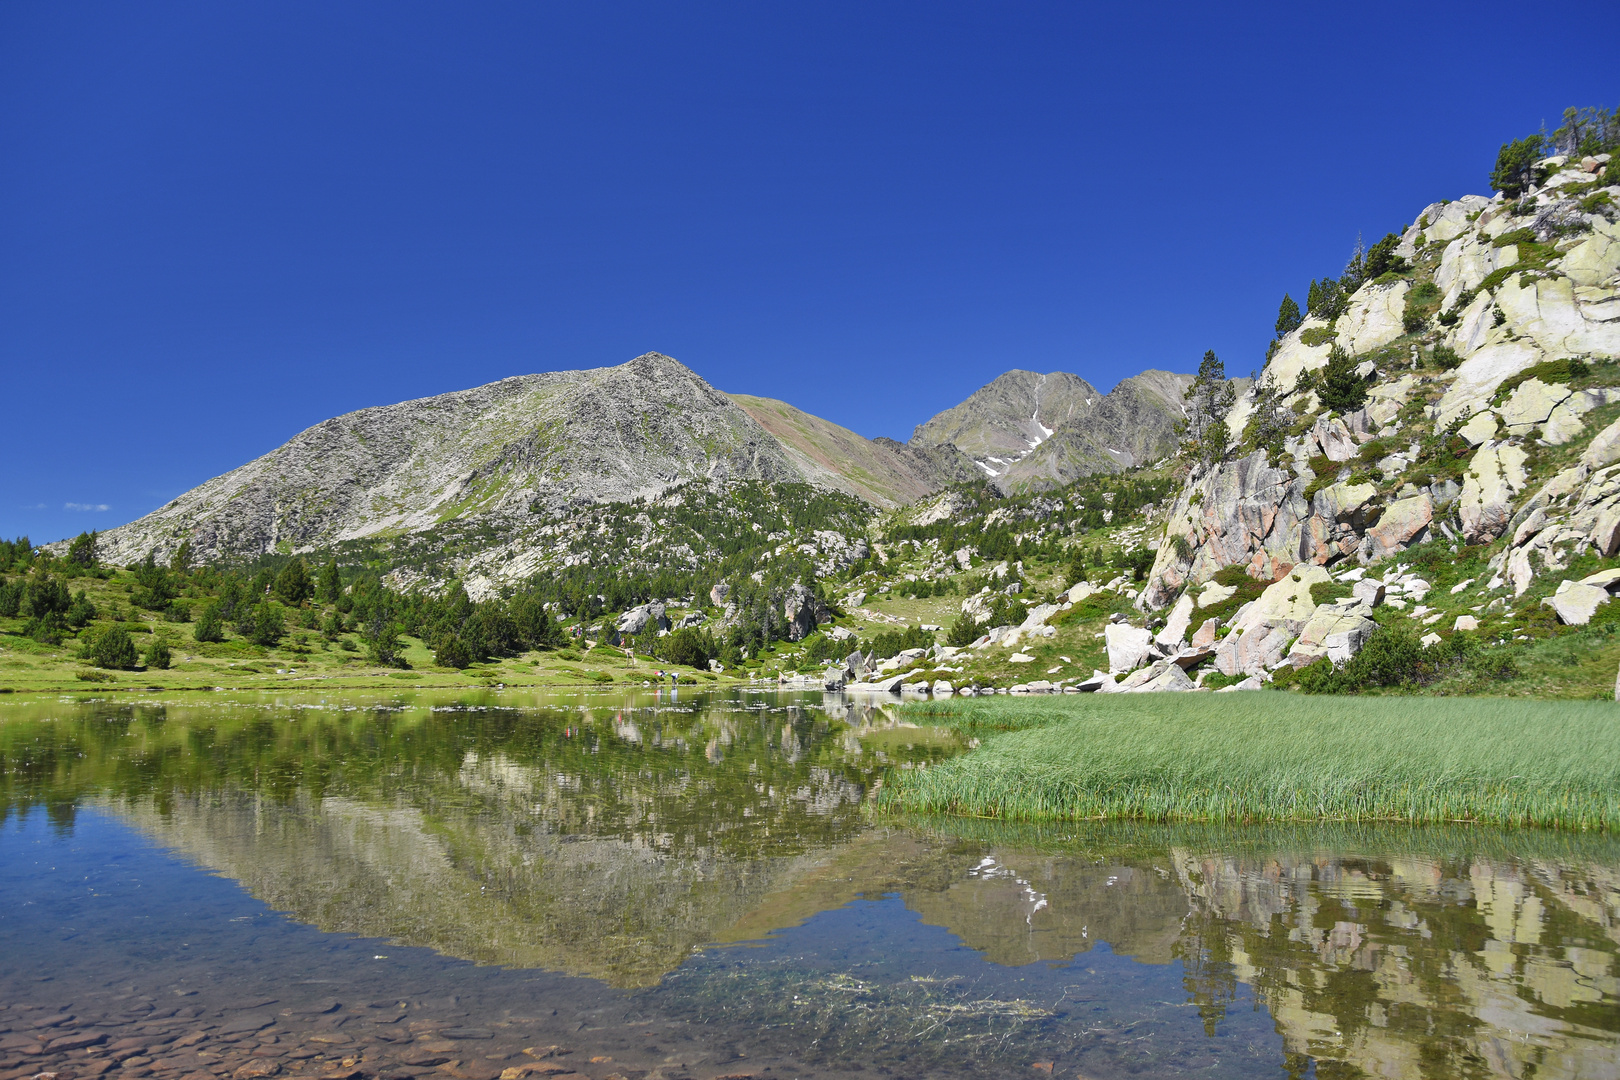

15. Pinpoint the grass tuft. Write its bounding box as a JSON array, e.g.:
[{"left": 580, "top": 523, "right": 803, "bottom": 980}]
[{"left": 880, "top": 695, "right": 1620, "bottom": 830}]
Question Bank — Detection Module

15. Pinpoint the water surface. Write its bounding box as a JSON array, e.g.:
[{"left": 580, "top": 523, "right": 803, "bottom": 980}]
[{"left": 2, "top": 690, "right": 1616, "bottom": 1079}]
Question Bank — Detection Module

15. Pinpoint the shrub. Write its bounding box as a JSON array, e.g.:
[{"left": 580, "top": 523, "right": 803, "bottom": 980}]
[
  {"left": 193, "top": 601, "right": 226, "bottom": 643},
  {"left": 248, "top": 602, "right": 285, "bottom": 646},
  {"left": 65, "top": 531, "right": 98, "bottom": 568},
  {"left": 65, "top": 590, "right": 97, "bottom": 628},
  {"left": 1362, "top": 232, "right": 1408, "bottom": 281},
  {"left": 986, "top": 593, "right": 1029, "bottom": 626},
  {"left": 946, "top": 614, "right": 985, "bottom": 647},
  {"left": 142, "top": 638, "right": 172, "bottom": 670},
  {"left": 863, "top": 624, "right": 935, "bottom": 660},
  {"left": 435, "top": 635, "right": 472, "bottom": 669},
  {"left": 1299, "top": 325, "right": 1336, "bottom": 347},
  {"left": 23, "top": 574, "right": 70, "bottom": 619},
  {"left": 0, "top": 579, "right": 21, "bottom": 618},
  {"left": 1317, "top": 346, "right": 1369, "bottom": 414},
  {"left": 660, "top": 627, "right": 718, "bottom": 668},
  {"left": 1430, "top": 345, "right": 1463, "bottom": 370},
  {"left": 1297, "top": 623, "right": 1425, "bottom": 694},
  {"left": 89, "top": 626, "right": 139, "bottom": 670}
]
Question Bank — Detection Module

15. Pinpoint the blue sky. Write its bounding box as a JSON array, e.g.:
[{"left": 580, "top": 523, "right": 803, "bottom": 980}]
[{"left": 3, "top": 1, "right": 1617, "bottom": 543}]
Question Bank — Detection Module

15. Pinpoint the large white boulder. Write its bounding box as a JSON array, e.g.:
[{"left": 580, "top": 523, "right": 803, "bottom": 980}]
[
  {"left": 1459, "top": 442, "right": 1529, "bottom": 544},
  {"left": 1105, "top": 623, "right": 1155, "bottom": 674},
  {"left": 1561, "top": 217, "right": 1620, "bottom": 288},
  {"left": 1313, "top": 416, "right": 1360, "bottom": 462},
  {"left": 1420, "top": 196, "right": 1491, "bottom": 243},
  {"left": 1231, "top": 565, "right": 1333, "bottom": 635},
  {"left": 1546, "top": 581, "right": 1610, "bottom": 625},
  {"left": 1498, "top": 378, "right": 1573, "bottom": 436},
  {"left": 1583, "top": 417, "right": 1620, "bottom": 470},
  {"left": 1437, "top": 233, "right": 1517, "bottom": 307},
  {"left": 1263, "top": 318, "right": 1334, "bottom": 394},
  {"left": 1155, "top": 593, "right": 1196, "bottom": 648},
  {"left": 1367, "top": 493, "right": 1434, "bottom": 556},
  {"left": 1289, "top": 601, "right": 1376, "bottom": 663},
  {"left": 1130, "top": 663, "right": 1195, "bottom": 693},
  {"left": 1458, "top": 410, "right": 1500, "bottom": 446},
  {"left": 1495, "top": 275, "right": 1620, "bottom": 358}
]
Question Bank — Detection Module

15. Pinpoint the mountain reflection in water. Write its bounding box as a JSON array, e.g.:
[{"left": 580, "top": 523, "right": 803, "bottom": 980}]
[{"left": 2, "top": 690, "right": 1617, "bottom": 1080}]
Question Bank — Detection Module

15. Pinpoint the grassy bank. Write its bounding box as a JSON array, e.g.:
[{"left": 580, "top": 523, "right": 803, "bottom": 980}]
[{"left": 878, "top": 695, "right": 1620, "bottom": 830}]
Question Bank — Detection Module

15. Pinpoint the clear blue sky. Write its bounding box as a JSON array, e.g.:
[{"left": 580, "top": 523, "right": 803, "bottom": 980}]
[{"left": 3, "top": 2, "right": 1616, "bottom": 543}]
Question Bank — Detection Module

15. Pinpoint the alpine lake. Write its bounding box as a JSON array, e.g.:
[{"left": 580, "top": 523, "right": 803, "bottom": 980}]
[{"left": 1, "top": 689, "right": 1616, "bottom": 1080}]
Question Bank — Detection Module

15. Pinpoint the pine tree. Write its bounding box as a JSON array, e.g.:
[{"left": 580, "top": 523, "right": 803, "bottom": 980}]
[
  {"left": 1178, "top": 351, "right": 1236, "bottom": 465},
  {"left": 1341, "top": 235, "right": 1367, "bottom": 292},
  {"left": 274, "top": 560, "right": 313, "bottom": 606},
  {"left": 317, "top": 559, "right": 342, "bottom": 604},
  {"left": 193, "top": 600, "right": 226, "bottom": 643},
  {"left": 1317, "top": 346, "right": 1369, "bottom": 414},
  {"left": 169, "top": 540, "right": 193, "bottom": 573},
  {"left": 1490, "top": 134, "right": 1545, "bottom": 196},
  {"left": 1275, "top": 294, "right": 1302, "bottom": 337},
  {"left": 66, "top": 531, "right": 98, "bottom": 567},
  {"left": 1241, "top": 372, "right": 1294, "bottom": 459},
  {"left": 91, "top": 626, "right": 138, "bottom": 670}
]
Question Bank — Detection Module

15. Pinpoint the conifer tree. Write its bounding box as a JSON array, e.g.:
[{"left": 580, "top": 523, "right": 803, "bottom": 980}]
[
  {"left": 66, "top": 531, "right": 98, "bottom": 567},
  {"left": 1275, "top": 294, "right": 1302, "bottom": 337},
  {"left": 1317, "top": 346, "right": 1369, "bottom": 414},
  {"left": 317, "top": 559, "right": 342, "bottom": 604},
  {"left": 1178, "top": 350, "right": 1236, "bottom": 465},
  {"left": 193, "top": 600, "right": 227, "bottom": 643},
  {"left": 274, "top": 559, "right": 313, "bottom": 606}
]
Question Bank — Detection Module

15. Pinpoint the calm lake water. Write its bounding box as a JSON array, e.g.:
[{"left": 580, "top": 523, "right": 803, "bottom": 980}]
[{"left": 1, "top": 690, "right": 1617, "bottom": 1080}]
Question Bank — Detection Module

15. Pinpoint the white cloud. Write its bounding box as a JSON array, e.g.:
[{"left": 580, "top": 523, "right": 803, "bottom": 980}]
[{"left": 64, "top": 502, "right": 111, "bottom": 512}]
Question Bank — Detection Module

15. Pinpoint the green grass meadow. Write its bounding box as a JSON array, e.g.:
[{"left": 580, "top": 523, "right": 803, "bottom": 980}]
[{"left": 879, "top": 694, "right": 1620, "bottom": 830}]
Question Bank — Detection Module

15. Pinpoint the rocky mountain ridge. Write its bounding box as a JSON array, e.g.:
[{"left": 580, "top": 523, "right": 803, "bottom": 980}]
[
  {"left": 84, "top": 351, "right": 1198, "bottom": 583},
  {"left": 909, "top": 369, "right": 1198, "bottom": 489}
]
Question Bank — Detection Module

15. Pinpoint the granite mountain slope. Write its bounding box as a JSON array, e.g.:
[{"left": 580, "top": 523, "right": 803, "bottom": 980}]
[
  {"left": 91, "top": 350, "right": 1201, "bottom": 574},
  {"left": 908, "top": 368, "right": 1196, "bottom": 490},
  {"left": 93, "top": 353, "right": 803, "bottom": 567}
]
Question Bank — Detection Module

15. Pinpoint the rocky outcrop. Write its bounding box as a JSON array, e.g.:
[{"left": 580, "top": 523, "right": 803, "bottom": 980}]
[
  {"left": 783, "top": 584, "right": 832, "bottom": 641},
  {"left": 616, "top": 601, "right": 669, "bottom": 635},
  {"left": 1144, "top": 169, "right": 1620, "bottom": 618}
]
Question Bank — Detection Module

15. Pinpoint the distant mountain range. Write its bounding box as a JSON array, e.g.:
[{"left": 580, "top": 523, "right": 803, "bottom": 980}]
[{"left": 88, "top": 352, "right": 1195, "bottom": 567}]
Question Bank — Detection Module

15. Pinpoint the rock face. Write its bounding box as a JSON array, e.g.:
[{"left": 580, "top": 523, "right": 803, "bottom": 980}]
[
  {"left": 94, "top": 353, "right": 807, "bottom": 566},
  {"left": 782, "top": 585, "right": 831, "bottom": 641},
  {"left": 617, "top": 602, "right": 669, "bottom": 635},
  {"left": 909, "top": 369, "right": 1197, "bottom": 491},
  {"left": 1460, "top": 443, "right": 1529, "bottom": 544}
]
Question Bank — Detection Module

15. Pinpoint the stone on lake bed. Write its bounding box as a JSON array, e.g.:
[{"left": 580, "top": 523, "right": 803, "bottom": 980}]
[
  {"left": 234, "top": 1061, "right": 282, "bottom": 1079},
  {"left": 220, "top": 1014, "right": 278, "bottom": 1034}
]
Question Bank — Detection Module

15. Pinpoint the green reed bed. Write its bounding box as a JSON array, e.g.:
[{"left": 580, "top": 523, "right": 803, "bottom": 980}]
[{"left": 879, "top": 695, "right": 1620, "bottom": 830}]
